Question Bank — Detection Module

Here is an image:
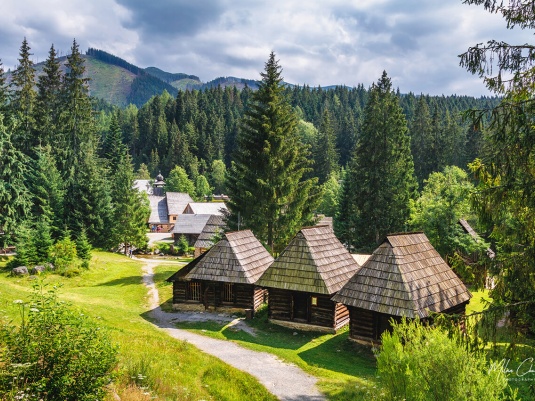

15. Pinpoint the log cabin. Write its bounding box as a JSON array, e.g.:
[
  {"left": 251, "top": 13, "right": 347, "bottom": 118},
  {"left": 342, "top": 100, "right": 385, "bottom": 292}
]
[
  {"left": 167, "top": 230, "right": 273, "bottom": 313},
  {"left": 256, "top": 225, "right": 360, "bottom": 332},
  {"left": 332, "top": 232, "right": 472, "bottom": 342}
]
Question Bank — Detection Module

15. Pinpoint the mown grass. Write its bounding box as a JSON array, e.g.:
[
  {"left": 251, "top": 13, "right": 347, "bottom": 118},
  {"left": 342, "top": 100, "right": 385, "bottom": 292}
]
[{"left": 0, "top": 251, "right": 277, "bottom": 401}]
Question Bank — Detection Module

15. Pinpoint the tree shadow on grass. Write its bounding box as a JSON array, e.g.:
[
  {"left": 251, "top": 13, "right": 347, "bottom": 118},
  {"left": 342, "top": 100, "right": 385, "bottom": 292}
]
[
  {"left": 97, "top": 275, "right": 143, "bottom": 287},
  {"left": 298, "top": 333, "right": 376, "bottom": 377}
]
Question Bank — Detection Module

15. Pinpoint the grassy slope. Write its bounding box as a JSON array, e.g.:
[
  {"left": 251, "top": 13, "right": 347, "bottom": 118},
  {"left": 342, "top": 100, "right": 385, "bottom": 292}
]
[
  {"left": 0, "top": 252, "right": 276, "bottom": 401},
  {"left": 84, "top": 57, "right": 136, "bottom": 107}
]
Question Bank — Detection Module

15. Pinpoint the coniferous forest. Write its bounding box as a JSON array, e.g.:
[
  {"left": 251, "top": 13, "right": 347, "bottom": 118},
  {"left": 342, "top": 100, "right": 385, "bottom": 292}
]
[{"left": 4, "top": 1, "right": 535, "bottom": 398}]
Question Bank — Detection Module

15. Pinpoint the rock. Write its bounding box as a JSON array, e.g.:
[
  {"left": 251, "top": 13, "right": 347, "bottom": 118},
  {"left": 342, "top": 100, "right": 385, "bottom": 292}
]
[
  {"left": 45, "top": 262, "right": 55, "bottom": 271},
  {"left": 30, "top": 265, "right": 46, "bottom": 274},
  {"left": 12, "top": 266, "right": 29, "bottom": 276},
  {"left": 293, "top": 332, "right": 298, "bottom": 336}
]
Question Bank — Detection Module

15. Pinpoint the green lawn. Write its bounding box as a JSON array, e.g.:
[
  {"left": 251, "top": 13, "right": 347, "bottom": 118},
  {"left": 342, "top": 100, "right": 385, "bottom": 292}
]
[{"left": 0, "top": 252, "right": 276, "bottom": 401}]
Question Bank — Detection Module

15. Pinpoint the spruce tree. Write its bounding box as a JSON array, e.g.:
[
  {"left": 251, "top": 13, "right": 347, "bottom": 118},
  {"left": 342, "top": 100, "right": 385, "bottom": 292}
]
[
  {"left": 336, "top": 72, "right": 416, "bottom": 252},
  {"left": 102, "top": 113, "right": 126, "bottom": 170},
  {"left": 35, "top": 44, "right": 62, "bottom": 148},
  {"left": 0, "top": 114, "right": 32, "bottom": 248},
  {"left": 410, "top": 95, "right": 434, "bottom": 186},
  {"left": 0, "top": 59, "right": 8, "bottom": 112},
  {"left": 10, "top": 37, "right": 37, "bottom": 155},
  {"left": 226, "top": 52, "right": 320, "bottom": 253},
  {"left": 110, "top": 153, "right": 150, "bottom": 254},
  {"left": 313, "top": 108, "right": 339, "bottom": 184}
]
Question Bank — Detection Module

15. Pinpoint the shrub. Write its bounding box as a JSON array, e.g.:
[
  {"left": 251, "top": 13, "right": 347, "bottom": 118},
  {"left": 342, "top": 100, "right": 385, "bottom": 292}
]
[
  {"left": 0, "top": 283, "right": 118, "bottom": 400},
  {"left": 375, "top": 318, "right": 509, "bottom": 401},
  {"left": 48, "top": 236, "right": 77, "bottom": 272},
  {"left": 177, "top": 235, "right": 189, "bottom": 255}
]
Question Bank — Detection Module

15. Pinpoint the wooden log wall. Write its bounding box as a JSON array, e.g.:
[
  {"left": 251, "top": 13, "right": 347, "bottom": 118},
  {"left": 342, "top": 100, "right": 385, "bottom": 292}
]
[
  {"left": 253, "top": 287, "right": 267, "bottom": 311},
  {"left": 268, "top": 288, "right": 293, "bottom": 320},
  {"left": 334, "top": 302, "right": 350, "bottom": 329},
  {"left": 349, "top": 307, "right": 375, "bottom": 340},
  {"left": 309, "top": 295, "right": 335, "bottom": 328},
  {"left": 172, "top": 281, "right": 188, "bottom": 303}
]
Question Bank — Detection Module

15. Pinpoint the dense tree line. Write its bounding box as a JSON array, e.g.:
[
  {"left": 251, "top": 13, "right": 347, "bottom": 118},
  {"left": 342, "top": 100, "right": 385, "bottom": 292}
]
[{"left": 0, "top": 38, "right": 149, "bottom": 258}]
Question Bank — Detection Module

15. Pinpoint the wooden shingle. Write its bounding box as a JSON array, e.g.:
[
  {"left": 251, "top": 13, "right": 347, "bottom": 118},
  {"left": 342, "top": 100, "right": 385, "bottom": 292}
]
[
  {"left": 186, "top": 230, "right": 274, "bottom": 284},
  {"left": 256, "top": 225, "right": 360, "bottom": 295},
  {"left": 332, "top": 232, "right": 471, "bottom": 318}
]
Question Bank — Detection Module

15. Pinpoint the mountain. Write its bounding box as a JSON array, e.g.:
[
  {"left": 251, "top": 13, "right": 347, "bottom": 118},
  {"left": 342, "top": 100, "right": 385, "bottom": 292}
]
[{"left": 14, "top": 48, "right": 262, "bottom": 108}]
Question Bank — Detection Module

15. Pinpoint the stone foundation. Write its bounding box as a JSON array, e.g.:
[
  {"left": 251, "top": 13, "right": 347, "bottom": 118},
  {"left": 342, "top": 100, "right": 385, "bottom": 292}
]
[{"left": 268, "top": 319, "right": 335, "bottom": 334}]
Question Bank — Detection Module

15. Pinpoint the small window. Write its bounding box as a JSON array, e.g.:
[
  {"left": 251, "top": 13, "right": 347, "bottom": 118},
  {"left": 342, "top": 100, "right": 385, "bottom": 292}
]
[
  {"left": 188, "top": 282, "right": 201, "bottom": 301},
  {"left": 223, "top": 283, "right": 234, "bottom": 303},
  {"left": 311, "top": 296, "right": 318, "bottom": 306}
]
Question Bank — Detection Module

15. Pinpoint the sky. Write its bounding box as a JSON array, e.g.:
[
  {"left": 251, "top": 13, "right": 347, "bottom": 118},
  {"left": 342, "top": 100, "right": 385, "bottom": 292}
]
[{"left": 1, "top": 0, "right": 532, "bottom": 96}]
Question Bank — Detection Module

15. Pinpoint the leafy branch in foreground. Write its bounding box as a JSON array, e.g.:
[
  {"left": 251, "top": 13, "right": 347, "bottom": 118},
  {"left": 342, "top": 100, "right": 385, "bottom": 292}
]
[{"left": 0, "top": 283, "right": 117, "bottom": 400}]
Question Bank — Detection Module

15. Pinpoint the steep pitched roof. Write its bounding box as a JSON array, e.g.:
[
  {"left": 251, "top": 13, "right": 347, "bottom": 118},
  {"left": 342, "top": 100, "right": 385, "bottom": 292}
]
[
  {"left": 256, "top": 225, "right": 360, "bottom": 295},
  {"left": 148, "top": 196, "right": 169, "bottom": 224},
  {"left": 332, "top": 232, "right": 472, "bottom": 318},
  {"left": 167, "top": 251, "right": 208, "bottom": 282},
  {"left": 184, "top": 202, "right": 228, "bottom": 215},
  {"left": 186, "top": 230, "right": 274, "bottom": 284},
  {"left": 166, "top": 192, "right": 194, "bottom": 215},
  {"left": 194, "top": 215, "right": 226, "bottom": 249},
  {"left": 173, "top": 214, "right": 212, "bottom": 235}
]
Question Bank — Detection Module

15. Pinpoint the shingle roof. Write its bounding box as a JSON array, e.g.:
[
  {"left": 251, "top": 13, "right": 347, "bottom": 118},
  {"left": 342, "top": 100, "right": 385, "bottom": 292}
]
[
  {"left": 166, "top": 192, "right": 194, "bottom": 215},
  {"left": 184, "top": 202, "right": 228, "bottom": 215},
  {"left": 186, "top": 230, "right": 274, "bottom": 284},
  {"left": 332, "top": 232, "right": 472, "bottom": 318},
  {"left": 194, "top": 215, "right": 226, "bottom": 249},
  {"left": 167, "top": 251, "right": 208, "bottom": 282},
  {"left": 173, "top": 214, "right": 212, "bottom": 235},
  {"left": 148, "top": 196, "right": 169, "bottom": 224},
  {"left": 256, "top": 225, "right": 360, "bottom": 295}
]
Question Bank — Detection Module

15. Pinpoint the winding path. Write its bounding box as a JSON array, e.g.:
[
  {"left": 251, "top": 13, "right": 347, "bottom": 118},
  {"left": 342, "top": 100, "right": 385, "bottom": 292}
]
[{"left": 140, "top": 258, "right": 326, "bottom": 401}]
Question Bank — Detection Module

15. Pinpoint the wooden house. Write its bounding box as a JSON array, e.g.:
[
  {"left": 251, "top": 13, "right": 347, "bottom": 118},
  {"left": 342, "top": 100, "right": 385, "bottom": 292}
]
[
  {"left": 256, "top": 225, "right": 360, "bottom": 332},
  {"left": 172, "top": 214, "right": 213, "bottom": 246},
  {"left": 167, "top": 230, "right": 273, "bottom": 312},
  {"left": 332, "top": 232, "right": 472, "bottom": 342},
  {"left": 193, "top": 215, "right": 226, "bottom": 257}
]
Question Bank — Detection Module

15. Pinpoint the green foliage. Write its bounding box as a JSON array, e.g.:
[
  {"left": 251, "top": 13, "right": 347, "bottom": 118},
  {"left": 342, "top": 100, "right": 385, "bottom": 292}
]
[
  {"left": 0, "top": 113, "right": 32, "bottom": 248},
  {"left": 11, "top": 222, "right": 38, "bottom": 267},
  {"left": 460, "top": 0, "right": 535, "bottom": 330},
  {"left": 337, "top": 72, "right": 417, "bottom": 252},
  {"left": 166, "top": 165, "right": 196, "bottom": 197},
  {"left": 409, "top": 166, "right": 490, "bottom": 284},
  {"left": 313, "top": 108, "right": 339, "bottom": 184},
  {"left": 75, "top": 228, "right": 92, "bottom": 261},
  {"left": 176, "top": 234, "right": 189, "bottom": 255},
  {"left": 376, "top": 318, "right": 509, "bottom": 401},
  {"left": 226, "top": 52, "right": 321, "bottom": 253},
  {"left": 318, "top": 171, "right": 341, "bottom": 218},
  {"left": 0, "top": 284, "right": 118, "bottom": 400},
  {"left": 110, "top": 154, "right": 150, "bottom": 253},
  {"left": 48, "top": 235, "right": 77, "bottom": 272},
  {"left": 136, "top": 162, "right": 151, "bottom": 179},
  {"left": 195, "top": 174, "right": 213, "bottom": 200},
  {"left": 210, "top": 159, "right": 226, "bottom": 194}
]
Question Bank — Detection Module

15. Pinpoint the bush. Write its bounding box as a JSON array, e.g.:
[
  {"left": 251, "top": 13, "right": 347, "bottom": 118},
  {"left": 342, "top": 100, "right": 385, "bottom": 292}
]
[
  {"left": 375, "top": 318, "right": 509, "bottom": 401},
  {"left": 177, "top": 235, "right": 189, "bottom": 255},
  {"left": 48, "top": 236, "right": 77, "bottom": 272},
  {"left": 0, "top": 283, "right": 118, "bottom": 400}
]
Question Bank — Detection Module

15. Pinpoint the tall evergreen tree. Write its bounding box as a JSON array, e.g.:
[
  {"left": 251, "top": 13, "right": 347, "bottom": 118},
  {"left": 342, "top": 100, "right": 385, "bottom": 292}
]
[
  {"left": 336, "top": 72, "right": 416, "bottom": 252},
  {"left": 35, "top": 44, "right": 62, "bottom": 148},
  {"left": 102, "top": 113, "right": 126, "bottom": 170},
  {"left": 27, "top": 145, "right": 65, "bottom": 239},
  {"left": 410, "top": 95, "right": 434, "bottom": 186},
  {"left": 10, "top": 37, "right": 37, "bottom": 155},
  {"left": 0, "top": 114, "right": 32, "bottom": 247},
  {"left": 110, "top": 153, "right": 150, "bottom": 254},
  {"left": 226, "top": 52, "right": 320, "bottom": 253},
  {"left": 0, "top": 59, "right": 8, "bottom": 113},
  {"left": 313, "top": 108, "right": 339, "bottom": 184}
]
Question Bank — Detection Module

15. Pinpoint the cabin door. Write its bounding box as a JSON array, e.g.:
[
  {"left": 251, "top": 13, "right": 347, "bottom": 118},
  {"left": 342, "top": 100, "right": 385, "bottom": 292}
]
[{"left": 292, "top": 292, "right": 310, "bottom": 323}]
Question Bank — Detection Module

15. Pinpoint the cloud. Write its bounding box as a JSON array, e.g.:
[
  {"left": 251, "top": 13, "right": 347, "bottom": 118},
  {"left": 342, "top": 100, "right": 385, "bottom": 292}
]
[{"left": 0, "top": 0, "right": 531, "bottom": 96}]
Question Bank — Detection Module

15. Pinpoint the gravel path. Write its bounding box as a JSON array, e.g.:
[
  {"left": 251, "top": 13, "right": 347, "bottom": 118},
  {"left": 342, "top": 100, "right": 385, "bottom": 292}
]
[{"left": 141, "top": 259, "right": 326, "bottom": 401}]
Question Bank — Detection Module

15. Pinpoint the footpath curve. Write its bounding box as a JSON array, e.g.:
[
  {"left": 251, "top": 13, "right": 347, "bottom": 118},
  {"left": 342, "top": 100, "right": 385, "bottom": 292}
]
[{"left": 140, "top": 259, "right": 326, "bottom": 401}]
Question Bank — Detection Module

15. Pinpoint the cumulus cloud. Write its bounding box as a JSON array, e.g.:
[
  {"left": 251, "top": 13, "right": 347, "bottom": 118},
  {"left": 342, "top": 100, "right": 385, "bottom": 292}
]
[{"left": 0, "top": 0, "right": 531, "bottom": 95}]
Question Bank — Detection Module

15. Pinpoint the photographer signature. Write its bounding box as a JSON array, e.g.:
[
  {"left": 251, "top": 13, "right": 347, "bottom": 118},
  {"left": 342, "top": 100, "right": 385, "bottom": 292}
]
[{"left": 489, "top": 358, "right": 535, "bottom": 377}]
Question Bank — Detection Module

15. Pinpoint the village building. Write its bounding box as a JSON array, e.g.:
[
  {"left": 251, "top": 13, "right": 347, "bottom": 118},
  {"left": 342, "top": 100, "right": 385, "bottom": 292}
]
[
  {"left": 182, "top": 202, "right": 228, "bottom": 215},
  {"left": 193, "top": 215, "right": 226, "bottom": 257},
  {"left": 167, "top": 230, "right": 273, "bottom": 313},
  {"left": 172, "top": 214, "right": 213, "bottom": 246},
  {"left": 332, "top": 232, "right": 472, "bottom": 342},
  {"left": 255, "top": 225, "right": 360, "bottom": 332}
]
